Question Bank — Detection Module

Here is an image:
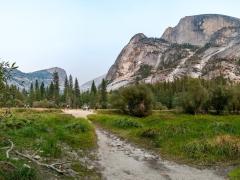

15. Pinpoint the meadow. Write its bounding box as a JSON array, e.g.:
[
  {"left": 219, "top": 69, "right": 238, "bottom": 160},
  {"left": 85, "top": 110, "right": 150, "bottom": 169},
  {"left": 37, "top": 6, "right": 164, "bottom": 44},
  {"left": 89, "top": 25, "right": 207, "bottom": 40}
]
[
  {"left": 0, "top": 109, "right": 100, "bottom": 179},
  {"left": 88, "top": 110, "right": 240, "bottom": 178}
]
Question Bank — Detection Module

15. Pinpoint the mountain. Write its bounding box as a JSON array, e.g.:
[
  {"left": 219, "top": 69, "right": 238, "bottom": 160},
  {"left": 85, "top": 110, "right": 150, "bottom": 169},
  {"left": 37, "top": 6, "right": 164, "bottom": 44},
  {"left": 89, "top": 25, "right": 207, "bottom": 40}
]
[
  {"left": 9, "top": 67, "right": 67, "bottom": 90},
  {"left": 106, "top": 14, "right": 240, "bottom": 90},
  {"left": 80, "top": 74, "right": 106, "bottom": 92}
]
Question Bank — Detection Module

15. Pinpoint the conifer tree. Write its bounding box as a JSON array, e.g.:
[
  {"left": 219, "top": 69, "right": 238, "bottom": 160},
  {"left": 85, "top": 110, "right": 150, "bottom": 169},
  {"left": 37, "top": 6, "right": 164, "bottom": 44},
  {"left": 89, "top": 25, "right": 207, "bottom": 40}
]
[
  {"left": 35, "top": 80, "right": 40, "bottom": 101},
  {"left": 100, "top": 79, "right": 108, "bottom": 109},
  {"left": 29, "top": 83, "right": 34, "bottom": 106},
  {"left": 63, "top": 76, "right": 69, "bottom": 104},
  {"left": 53, "top": 72, "right": 60, "bottom": 105},
  {"left": 48, "top": 82, "right": 54, "bottom": 100},
  {"left": 68, "top": 75, "right": 74, "bottom": 107},
  {"left": 90, "top": 80, "right": 97, "bottom": 95},
  {"left": 90, "top": 81, "right": 98, "bottom": 108},
  {"left": 40, "top": 82, "right": 45, "bottom": 99},
  {"left": 74, "top": 78, "right": 81, "bottom": 108}
]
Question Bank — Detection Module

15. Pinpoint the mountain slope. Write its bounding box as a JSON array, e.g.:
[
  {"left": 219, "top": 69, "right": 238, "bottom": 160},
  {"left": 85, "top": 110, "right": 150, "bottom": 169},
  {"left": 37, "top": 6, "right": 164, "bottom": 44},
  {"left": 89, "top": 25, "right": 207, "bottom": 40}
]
[
  {"left": 9, "top": 67, "right": 67, "bottom": 90},
  {"left": 106, "top": 14, "right": 240, "bottom": 90},
  {"left": 80, "top": 74, "right": 106, "bottom": 92}
]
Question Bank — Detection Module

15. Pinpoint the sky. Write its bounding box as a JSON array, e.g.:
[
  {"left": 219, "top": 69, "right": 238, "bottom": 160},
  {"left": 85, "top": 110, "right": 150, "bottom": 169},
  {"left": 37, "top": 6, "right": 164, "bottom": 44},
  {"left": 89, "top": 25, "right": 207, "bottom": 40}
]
[{"left": 0, "top": 0, "right": 240, "bottom": 84}]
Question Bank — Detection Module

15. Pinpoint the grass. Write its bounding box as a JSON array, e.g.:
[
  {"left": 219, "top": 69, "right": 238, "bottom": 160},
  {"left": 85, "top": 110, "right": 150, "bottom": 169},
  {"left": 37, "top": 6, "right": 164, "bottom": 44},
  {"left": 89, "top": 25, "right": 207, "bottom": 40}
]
[
  {"left": 0, "top": 108, "right": 99, "bottom": 179},
  {"left": 228, "top": 167, "right": 240, "bottom": 180},
  {"left": 88, "top": 111, "right": 240, "bottom": 167}
]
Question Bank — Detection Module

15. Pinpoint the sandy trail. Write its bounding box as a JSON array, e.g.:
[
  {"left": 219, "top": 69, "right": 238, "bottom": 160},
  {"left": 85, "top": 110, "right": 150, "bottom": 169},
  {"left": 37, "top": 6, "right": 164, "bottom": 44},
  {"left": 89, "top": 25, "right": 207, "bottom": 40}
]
[{"left": 63, "top": 109, "right": 224, "bottom": 180}]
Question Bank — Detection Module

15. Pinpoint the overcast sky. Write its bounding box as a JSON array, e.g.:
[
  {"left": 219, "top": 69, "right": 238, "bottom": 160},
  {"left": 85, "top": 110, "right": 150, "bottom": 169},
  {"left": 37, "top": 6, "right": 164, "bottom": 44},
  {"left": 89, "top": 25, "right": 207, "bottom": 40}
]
[{"left": 0, "top": 0, "right": 240, "bottom": 84}]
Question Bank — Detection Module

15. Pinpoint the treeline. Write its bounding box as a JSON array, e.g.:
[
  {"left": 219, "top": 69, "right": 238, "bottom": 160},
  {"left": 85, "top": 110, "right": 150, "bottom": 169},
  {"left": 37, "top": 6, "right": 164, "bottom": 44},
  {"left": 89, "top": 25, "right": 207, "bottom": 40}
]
[
  {"left": 108, "top": 76, "right": 240, "bottom": 116},
  {"left": 1, "top": 61, "right": 240, "bottom": 115},
  {"left": 149, "top": 76, "right": 240, "bottom": 115},
  {"left": 0, "top": 61, "right": 108, "bottom": 108}
]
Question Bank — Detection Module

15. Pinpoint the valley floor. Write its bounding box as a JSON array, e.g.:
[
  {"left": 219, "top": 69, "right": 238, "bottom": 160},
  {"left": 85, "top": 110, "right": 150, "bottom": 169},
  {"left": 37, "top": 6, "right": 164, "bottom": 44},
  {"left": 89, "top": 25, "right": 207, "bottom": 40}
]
[
  {"left": 87, "top": 110, "right": 240, "bottom": 180},
  {"left": 0, "top": 109, "right": 239, "bottom": 179},
  {"left": 66, "top": 110, "right": 229, "bottom": 180},
  {"left": 0, "top": 109, "right": 101, "bottom": 179}
]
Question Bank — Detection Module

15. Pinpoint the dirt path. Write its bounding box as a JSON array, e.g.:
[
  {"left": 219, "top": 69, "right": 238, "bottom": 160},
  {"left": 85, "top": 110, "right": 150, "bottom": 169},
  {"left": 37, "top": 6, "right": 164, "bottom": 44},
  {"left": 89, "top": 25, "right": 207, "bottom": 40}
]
[{"left": 63, "top": 110, "right": 224, "bottom": 180}]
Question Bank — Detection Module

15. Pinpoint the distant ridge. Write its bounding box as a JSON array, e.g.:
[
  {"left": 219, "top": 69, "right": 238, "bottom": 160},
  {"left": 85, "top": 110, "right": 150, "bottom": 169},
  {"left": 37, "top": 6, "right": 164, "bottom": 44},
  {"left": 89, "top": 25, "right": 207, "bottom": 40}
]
[
  {"left": 80, "top": 74, "right": 106, "bottom": 92},
  {"left": 9, "top": 67, "right": 67, "bottom": 90}
]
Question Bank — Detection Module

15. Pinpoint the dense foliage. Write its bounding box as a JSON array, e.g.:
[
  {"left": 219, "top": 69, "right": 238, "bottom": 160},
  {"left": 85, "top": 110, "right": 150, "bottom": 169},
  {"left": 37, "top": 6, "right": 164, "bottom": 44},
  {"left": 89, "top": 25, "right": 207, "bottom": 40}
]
[{"left": 110, "top": 84, "right": 153, "bottom": 117}]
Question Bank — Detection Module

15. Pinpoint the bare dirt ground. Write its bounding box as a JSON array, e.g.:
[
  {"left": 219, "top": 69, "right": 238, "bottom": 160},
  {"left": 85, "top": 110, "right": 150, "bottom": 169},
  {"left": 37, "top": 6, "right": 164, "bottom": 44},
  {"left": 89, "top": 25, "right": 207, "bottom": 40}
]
[{"left": 63, "top": 109, "right": 224, "bottom": 180}]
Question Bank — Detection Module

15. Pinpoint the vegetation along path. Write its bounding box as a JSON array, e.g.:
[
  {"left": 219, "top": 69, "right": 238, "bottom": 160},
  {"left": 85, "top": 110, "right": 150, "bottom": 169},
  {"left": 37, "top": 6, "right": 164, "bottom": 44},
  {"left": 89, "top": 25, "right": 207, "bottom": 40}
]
[{"left": 64, "top": 109, "right": 223, "bottom": 180}]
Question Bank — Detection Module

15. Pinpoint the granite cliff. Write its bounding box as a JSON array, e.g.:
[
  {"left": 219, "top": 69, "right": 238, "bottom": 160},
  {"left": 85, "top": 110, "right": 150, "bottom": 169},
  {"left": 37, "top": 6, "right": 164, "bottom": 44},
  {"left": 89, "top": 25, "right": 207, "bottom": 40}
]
[{"left": 106, "top": 14, "right": 240, "bottom": 90}]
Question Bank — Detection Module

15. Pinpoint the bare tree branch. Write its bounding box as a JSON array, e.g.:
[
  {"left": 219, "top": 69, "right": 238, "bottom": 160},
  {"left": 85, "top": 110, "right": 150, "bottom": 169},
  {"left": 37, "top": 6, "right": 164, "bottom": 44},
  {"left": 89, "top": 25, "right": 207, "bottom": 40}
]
[
  {"left": 6, "top": 139, "right": 14, "bottom": 159},
  {"left": 14, "top": 150, "right": 70, "bottom": 174}
]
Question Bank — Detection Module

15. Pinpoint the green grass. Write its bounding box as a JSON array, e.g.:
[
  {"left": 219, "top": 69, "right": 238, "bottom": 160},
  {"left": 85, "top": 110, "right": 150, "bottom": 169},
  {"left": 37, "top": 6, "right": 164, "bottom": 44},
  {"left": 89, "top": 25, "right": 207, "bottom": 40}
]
[
  {"left": 0, "top": 109, "right": 99, "bottom": 179},
  {"left": 88, "top": 111, "right": 240, "bottom": 167},
  {"left": 229, "top": 167, "right": 240, "bottom": 180}
]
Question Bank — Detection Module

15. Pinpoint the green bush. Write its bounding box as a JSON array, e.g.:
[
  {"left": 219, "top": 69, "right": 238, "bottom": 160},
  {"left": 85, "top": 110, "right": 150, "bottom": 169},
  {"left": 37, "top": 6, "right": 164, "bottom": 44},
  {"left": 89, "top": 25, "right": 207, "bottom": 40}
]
[
  {"left": 179, "top": 79, "right": 208, "bottom": 114},
  {"left": 141, "top": 128, "right": 160, "bottom": 138},
  {"left": 210, "top": 85, "right": 230, "bottom": 114},
  {"left": 182, "top": 135, "right": 240, "bottom": 159},
  {"left": 114, "top": 84, "right": 153, "bottom": 117},
  {"left": 113, "top": 119, "right": 142, "bottom": 128},
  {"left": 65, "top": 122, "right": 90, "bottom": 132},
  {"left": 136, "top": 64, "right": 152, "bottom": 79},
  {"left": 32, "top": 99, "right": 56, "bottom": 108}
]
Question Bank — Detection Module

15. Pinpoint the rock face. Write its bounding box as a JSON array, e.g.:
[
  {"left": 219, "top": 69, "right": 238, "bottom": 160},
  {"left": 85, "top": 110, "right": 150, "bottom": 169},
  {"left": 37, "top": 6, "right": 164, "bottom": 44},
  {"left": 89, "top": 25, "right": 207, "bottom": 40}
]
[
  {"left": 161, "top": 14, "right": 240, "bottom": 46},
  {"left": 9, "top": 67, "right": 67, "bottom": 91},
  {"left": 106, "top": 14, "right": 240, "bottom": 90},
  {"left": 80, "top": 74, "right": 106, "bottom": 92}
]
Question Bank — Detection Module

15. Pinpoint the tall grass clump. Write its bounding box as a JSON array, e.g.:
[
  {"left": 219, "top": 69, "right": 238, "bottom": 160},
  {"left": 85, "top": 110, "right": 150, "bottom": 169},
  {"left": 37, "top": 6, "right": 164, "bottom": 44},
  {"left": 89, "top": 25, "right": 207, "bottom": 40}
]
[{"left": 112, "top": 118, "right": 142, "bottom": 129}]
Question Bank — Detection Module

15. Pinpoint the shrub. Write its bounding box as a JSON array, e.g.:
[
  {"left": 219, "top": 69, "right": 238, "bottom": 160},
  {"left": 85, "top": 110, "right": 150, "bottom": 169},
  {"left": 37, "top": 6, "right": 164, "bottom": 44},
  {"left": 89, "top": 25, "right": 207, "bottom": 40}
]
[
  {"left": 141, "top": 128, "right": 160, "bottom": 138},
  {"left": 210, "top": 85, "right": 230, "bottom": 114},
  {"left": 136, "top": 64, "right": 152, "bottom": 79},
  {"left": 115, "top": 84, "right": 153, "bottom": 117},
  {"left": 113, "top": 119, "right": 142, "bottom": 128},
  {"left": 182, "top": 135, "right": 240, "bottom": 160},
  {"left": 179, "top": 78, "right": 208, "bottom": 114},
  {"left": 228, "top": 85, "right": 240, "bottom": 113},
  {"left": 65, "top": 122, "right": 90, "bottom": 132},
  {"left": 210, "top": 122, "right": 236, "bottom": 134},
  {"left": 32, "top": 100, "right": 56, "bottom": 108}
]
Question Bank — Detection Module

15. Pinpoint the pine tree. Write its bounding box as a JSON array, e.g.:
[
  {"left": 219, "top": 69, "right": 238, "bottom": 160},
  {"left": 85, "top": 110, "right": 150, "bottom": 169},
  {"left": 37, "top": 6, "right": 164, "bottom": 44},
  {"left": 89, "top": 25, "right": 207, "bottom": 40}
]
[
  {"left": 69, "top": 75, "right": 73, "bottom": 90},
  {"left": 90, "top": 80, "right": 97, "bottom": 95},
  {"left": 74, "top": 78, "right": 81, "bottom": 108},
  {"left": 100, "top": 79, "right": 108, "bottom": 109},
  {"left": 40, "top": 82, "right": 45, "bottom": 99},
  {"left": 63, "top": 76, "right": 69, "bottom": 104},
  {"left": 90, "top": 81, "right": 98, "bottom": 108},
  {"left": 53, "top": 72, "right": 60, "bottom": 105},
  {"left": 48, "top": 82, "right": 54, "bottom": 100},
  {"left": 29, "top": 83, "right": 34, "bottom": 106},
  {"left": 69, "top": 75, "right": 74, "bottom": 107},
  {"left": 35, "top": 80, "right": 40, "bottom": 101}
]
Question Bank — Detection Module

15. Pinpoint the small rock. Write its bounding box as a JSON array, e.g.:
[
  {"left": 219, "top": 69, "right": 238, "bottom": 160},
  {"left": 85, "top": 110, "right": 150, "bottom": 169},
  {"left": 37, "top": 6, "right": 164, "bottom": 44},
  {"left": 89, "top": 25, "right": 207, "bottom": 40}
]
[
  {"left": 33, "top": 155, "right": 41, "bottom": 160},
  {"left": 88, "top": 165, "right": 94, "bottom": 170}
]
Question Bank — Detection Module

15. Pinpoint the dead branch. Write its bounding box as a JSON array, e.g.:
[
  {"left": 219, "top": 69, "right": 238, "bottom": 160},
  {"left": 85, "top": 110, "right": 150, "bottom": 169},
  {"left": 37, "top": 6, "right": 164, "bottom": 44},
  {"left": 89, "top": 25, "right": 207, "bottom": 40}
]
[
  {"left": 0, "top": 146, "right": 9, "bottom": 150},
  {"left": 14, "top": 150, "right": 70, "bottom": 174},
  {"left": 6, "top": 139, "right": 14, "bottom": 159},
  {"left": 4, "top": 139, "right": 72, "bottom": 174}
]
